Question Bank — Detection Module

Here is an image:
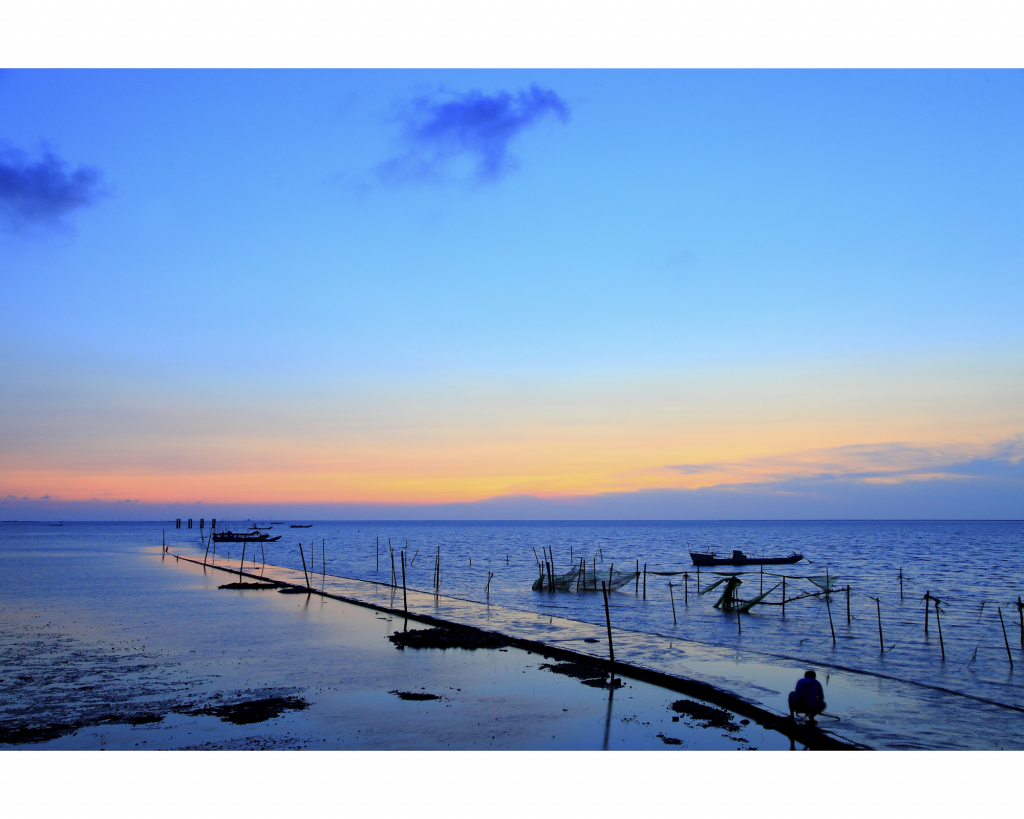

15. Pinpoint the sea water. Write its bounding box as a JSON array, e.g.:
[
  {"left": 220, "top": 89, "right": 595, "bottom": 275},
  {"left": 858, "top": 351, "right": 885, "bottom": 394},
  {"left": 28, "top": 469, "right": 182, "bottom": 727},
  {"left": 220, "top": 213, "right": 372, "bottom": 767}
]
[{"left": 8, "top": 519, "right": 1024, "bottom": 747}]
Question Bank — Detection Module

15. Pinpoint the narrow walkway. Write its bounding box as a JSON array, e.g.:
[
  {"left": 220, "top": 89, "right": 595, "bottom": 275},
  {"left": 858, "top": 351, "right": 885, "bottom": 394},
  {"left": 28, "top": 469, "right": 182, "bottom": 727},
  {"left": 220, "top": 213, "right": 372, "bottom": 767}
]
[{"left": 179, "top": 548, "right": 1024, "bottom": 749}]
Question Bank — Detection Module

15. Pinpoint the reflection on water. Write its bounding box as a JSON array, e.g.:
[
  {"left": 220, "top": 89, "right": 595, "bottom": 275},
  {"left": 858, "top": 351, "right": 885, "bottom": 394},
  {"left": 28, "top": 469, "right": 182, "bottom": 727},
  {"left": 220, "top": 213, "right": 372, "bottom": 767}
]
[
  {"left": 10, "top": 519, "right": 1024, "bottom": 749},
  {"left": 178, "top": 520, "right": 1024, "bottom": 709}
]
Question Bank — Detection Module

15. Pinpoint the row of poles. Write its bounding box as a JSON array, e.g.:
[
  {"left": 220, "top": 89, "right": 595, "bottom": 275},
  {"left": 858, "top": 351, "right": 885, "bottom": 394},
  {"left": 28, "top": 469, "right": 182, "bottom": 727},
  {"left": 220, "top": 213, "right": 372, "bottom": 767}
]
[{"left": 204, "top": 528, "right": 1024, "bottom": 672}]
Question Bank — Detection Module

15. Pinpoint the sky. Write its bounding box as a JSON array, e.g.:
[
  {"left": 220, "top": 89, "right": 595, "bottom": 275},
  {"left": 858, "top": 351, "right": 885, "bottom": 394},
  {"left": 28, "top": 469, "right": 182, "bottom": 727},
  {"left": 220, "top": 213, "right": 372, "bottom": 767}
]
[{"left": 1, "top": 69, "right": 1022, "bottom": 519}]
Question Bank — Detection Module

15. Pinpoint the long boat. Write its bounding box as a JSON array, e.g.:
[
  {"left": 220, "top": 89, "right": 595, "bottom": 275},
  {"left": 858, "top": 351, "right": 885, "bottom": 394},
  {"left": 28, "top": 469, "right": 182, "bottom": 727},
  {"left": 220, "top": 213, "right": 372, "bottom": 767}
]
[
  {"left": 289, "top": 524, "right": 313, "bottom": 529},
  {"left": 209, "top": 532, "right": 280, "bottom": 544},
  {"left": 690, "top": 549, "right": 803, "bottom": 567}
]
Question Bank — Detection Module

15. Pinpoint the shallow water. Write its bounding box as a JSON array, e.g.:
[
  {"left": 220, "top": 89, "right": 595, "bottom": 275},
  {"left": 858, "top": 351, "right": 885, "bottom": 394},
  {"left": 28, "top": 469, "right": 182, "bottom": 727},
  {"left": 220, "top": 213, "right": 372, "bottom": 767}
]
[
  {"left": 0, "top": 524, "right": 786, "bottom": 750},
  {"left": 183, "top": 521, "right": 1024, "bottom": 706},
  {"left": 8, "top": 520, "right": 1024, "bottom": 748}
]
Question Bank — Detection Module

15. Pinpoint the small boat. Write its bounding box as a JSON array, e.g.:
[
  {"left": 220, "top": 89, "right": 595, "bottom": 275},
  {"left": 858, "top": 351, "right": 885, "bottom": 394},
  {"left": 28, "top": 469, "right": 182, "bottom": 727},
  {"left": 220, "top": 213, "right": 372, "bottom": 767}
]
[
  {"left": 270, "top": 522, "right": 284, "bottom": 525},
  {"left": 49, "top": 523, "right": 64, "bottom": 527},
  {"left": 289, "top": 524, "right": 313, "bottom": 528},
  {"left": 690, "top": 549, "right": 803, "bottom": 567}
]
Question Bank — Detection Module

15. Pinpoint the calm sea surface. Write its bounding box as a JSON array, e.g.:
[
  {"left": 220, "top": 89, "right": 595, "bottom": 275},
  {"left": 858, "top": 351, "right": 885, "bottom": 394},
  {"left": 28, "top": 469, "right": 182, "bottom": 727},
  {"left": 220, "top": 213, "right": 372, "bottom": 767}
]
[{"left": 7, "top": 520, "right": 1024, "bottom": 743}]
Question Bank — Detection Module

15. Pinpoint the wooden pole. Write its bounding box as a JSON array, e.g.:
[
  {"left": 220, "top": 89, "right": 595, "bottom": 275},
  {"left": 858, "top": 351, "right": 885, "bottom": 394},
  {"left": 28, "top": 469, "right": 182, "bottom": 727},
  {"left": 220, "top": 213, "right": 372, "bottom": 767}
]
[
  {"left": 532, "top": 546, "right": 541, "bottom": 573},
  {"left": 846, "top": 586, "right": 851, "bottom": 624},
  {"left": 376, "top": 537, "right": 379, "bottom": 572},
  {"left": 935, "top": 598, "right": 944, "bottom": 660},
  {"left": 239, "top": 540, "right": 247, "bottom": 581},
  {"left": 925, "top": 591, "right": 930, "bottom": 634},
  {"left": 760, "top": 564, "right": 763, "bottom": 595},
  {"left": 782, "top": 576, "right": 786, "bottom": 615},
  {"left": 999, "top": 608, "right": 1014, "bottom": 669},
  {"left": 401, "top": 550, "right": 407, "bottom": 614},
  {"left": 669, "top": 582, "right": 676, "bottom": 625},
  {"left": 635, "top": 559, "right": 639, "bottom": 593},
  {"left": 825, "top": 591, "right": 836, "bottom": 644},
  {"left": 203, "top": 534, "right": 210, "bottom": 566},
  {"left": 643, "top": 563, "right": 647, "bottom": 599},
  {"left": 876, "top": 598, "right": 884, "bottom": 652},
  {"left": 697, "top": 565, "right": 700, "bottom": 594},
  {"left": 389, "top": 540, "right": 396, "bottom": 587},
  {"left": 323, "top": 539, "right": 326, "bottom": 577},
  {"left": 298, "top": 543, "right": 311, "bottom": 589},
  {"left": 899, "top": 567, "right": 903, "bottom": 600},
  {"left": 1019, "top": 597, "right": 1023, "bottom": 648},
  {"left": 601, "top": 581, "right": 615, "bottom": 682}
]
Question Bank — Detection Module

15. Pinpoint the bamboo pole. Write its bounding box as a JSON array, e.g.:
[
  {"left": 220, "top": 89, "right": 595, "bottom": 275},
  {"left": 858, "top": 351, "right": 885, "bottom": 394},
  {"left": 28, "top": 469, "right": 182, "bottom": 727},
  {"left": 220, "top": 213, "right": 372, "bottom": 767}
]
[
  {"left": 376, "top": 537, "right": 379, "bottom": 572},
  {"left": 643, "top": 563, "right": 647, "bottom": 599},
  {"left": 935, "top": 598, "right": 944, "bottom": 660},
  {"left": 239, "top": 540, "right": 247, "bottom": 581},
  {"left": 760, "top": 564, "right": 763, "bottom": 595},
  {"left": 401, "top": 551, "right": 407, "bottom": 614},
  {"left": 298, "top": 543, "right": 310, "bottom": 589},
  {"left": 684, "top": 573, "right": 688, "bottom": 605},
  {"left": 1019, "top": 597, "right": 1023, "bottom": 648},
  {"left": 782, "top": 577, "right": 786, "bottom": 615},
  {"left": 899, "top": 567, "right": 903, "bottom": 600},
  {"left": 601, "top": 581, "right": 615, "bottom": 682},
  {"left": 825, "top": 591, "right": 836, "bottom": 644},
  {"left": 696, "top": 565, "right": 700, "bottom": 594},
  {"left": 635, "top": 559, "right": 639, "bottom": 593},
  {"left": 669, "top": 582, "right": 677, "bottom": 625},
  {"left": 846, "top": 586, "right": 851, "bottom": 624},
  {"left": 876, "top": 598, "right": 884, "bottom": 652},
  {"left": 389, "top": 540, "right": 396, "bottom": 587},
  {"left": 925, "top": 591, "right": 930, "bottom": 634},
  {"left": 203, "top": 533, "right": 210, "bottom": 566},
  {"left": 999, "top": 608, "right": 1014, "bottom": 669}
]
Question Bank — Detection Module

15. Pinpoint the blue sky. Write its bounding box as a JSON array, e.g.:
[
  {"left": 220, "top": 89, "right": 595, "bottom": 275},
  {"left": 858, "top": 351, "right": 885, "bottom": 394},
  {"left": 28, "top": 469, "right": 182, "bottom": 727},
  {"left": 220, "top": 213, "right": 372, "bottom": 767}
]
[{"left": 1, "top": 70, "right": 1022, "bottom": 518}]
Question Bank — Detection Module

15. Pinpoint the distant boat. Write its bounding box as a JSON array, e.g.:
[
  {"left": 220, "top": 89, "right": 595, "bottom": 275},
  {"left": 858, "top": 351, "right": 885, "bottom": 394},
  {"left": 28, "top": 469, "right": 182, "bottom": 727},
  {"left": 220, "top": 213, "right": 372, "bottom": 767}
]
[
  {"left": 289, "top": 524, "right": 313, "bottom": 528},
  {"left": 270, "top": 522, "right": 284, "bottom": 524},
  {"left": 252, "top": 526, "right": 272, "bottom": 530},
  {"left": 690, "top": 549, "right": 803, "bottom": 567},
  {"left": 49, "top": 523, "right": 64, "bottom": 527}
]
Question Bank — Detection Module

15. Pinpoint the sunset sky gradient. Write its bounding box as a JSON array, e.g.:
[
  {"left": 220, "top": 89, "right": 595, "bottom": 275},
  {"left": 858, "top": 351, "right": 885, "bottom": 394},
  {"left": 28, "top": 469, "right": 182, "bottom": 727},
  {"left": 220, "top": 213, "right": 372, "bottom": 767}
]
[{"left": 2, "top": 70, "right": 1022, "bottom": 518}]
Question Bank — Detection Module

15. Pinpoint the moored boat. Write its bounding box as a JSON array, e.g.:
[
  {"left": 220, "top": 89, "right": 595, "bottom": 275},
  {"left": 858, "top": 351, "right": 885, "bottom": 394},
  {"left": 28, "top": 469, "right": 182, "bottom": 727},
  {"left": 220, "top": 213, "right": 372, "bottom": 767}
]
[{"left": 690, "top": 549, "right": 803, "bottom": 567}]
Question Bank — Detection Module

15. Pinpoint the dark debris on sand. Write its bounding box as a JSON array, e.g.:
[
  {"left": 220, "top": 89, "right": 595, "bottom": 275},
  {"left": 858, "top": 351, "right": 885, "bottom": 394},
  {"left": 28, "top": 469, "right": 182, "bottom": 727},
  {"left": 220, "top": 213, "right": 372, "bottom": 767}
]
[
  {"left": 218, "top": 582, "right": 279, "bottom": 590},
  {"left": 388, "top": 690, "right": 443, "bottom": 701},
  {"left": 184, "top": 696, "right": 309, "bottom": 725},
  {"left": 387, "top": 627, "right": 510, "bottom": 651},
  {"left": 656, "top": 732, "right": 683, "bottom": 745},
  {"left": 670, "top": 699, "right": 743, "bottom": 732},
  {"left": 540, "top": 661, "right": 623, "bottom": 689}
]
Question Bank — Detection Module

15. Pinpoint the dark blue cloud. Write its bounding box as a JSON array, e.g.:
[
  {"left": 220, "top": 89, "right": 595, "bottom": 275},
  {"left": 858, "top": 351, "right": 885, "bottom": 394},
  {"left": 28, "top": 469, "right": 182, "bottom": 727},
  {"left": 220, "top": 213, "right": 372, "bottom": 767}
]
[
  {"left": 376, "top": 85, "right": 570, "bottom": 185},
  {"left": 0, "top": 143, "right": 104, "bottom": 232}
]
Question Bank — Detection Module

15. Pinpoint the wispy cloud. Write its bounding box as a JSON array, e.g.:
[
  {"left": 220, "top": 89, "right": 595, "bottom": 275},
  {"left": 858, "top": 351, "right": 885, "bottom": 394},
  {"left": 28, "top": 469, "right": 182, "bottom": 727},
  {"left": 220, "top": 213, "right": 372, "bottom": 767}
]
[
  {"left": 374, "top": 85, "right": 570, "bottom": 186},
  {"left": 667, "top": 437, "right": 1024, "bottom": 488},
  {"left": 0, "top": 143, "right": 105, "bottom": 233}
]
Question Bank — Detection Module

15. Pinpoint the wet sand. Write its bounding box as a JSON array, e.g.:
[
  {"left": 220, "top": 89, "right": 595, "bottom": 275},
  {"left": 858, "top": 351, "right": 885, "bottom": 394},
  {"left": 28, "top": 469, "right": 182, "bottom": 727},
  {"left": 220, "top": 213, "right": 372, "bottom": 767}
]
[{"left": 0, "top": 537, "right": 793, "bottom": 750}]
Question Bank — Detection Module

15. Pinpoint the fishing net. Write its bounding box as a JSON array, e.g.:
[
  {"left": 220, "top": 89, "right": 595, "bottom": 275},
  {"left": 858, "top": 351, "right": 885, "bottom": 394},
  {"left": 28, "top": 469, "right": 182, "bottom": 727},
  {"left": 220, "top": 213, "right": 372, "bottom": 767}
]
[
  {"left": 532, "top": 569, "right": 638, "bottom": 592},
  {"left": 807, "top": 575, "right": 840, "bottom": 592}
]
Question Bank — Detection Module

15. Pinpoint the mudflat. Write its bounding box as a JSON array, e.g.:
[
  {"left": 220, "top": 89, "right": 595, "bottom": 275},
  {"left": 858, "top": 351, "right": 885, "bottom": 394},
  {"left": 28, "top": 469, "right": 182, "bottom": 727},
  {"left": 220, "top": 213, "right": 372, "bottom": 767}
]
[{"left": 0, "top": 531, "right": 790, "bottom": 750}]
